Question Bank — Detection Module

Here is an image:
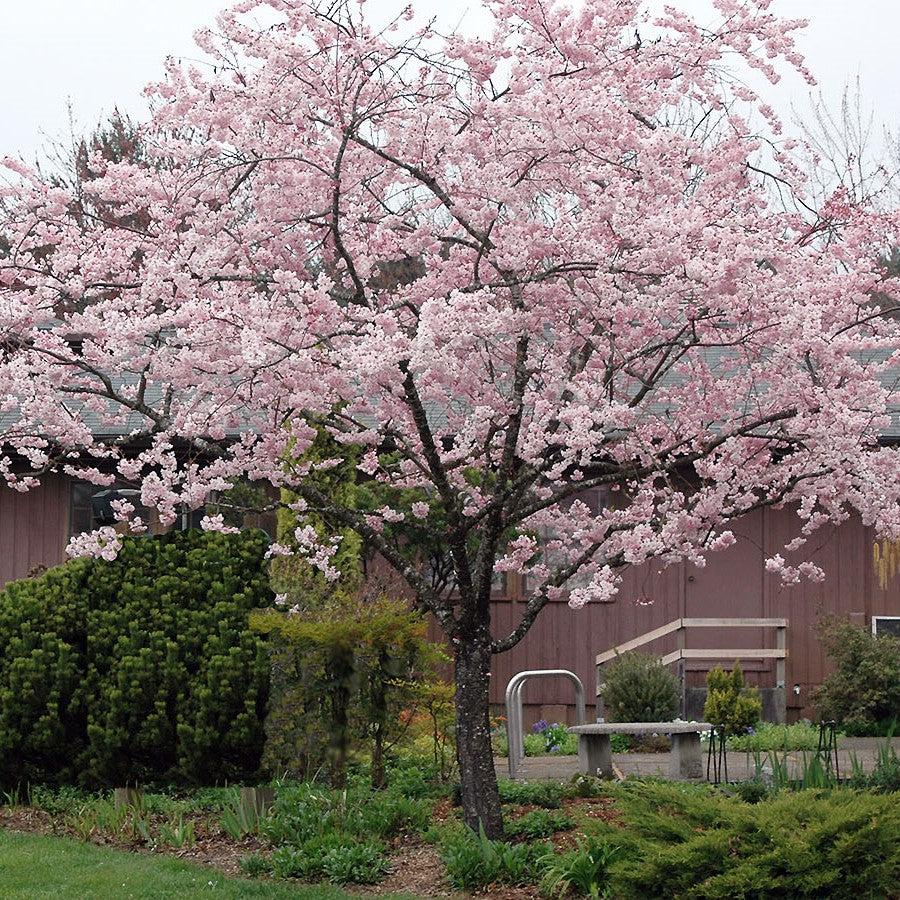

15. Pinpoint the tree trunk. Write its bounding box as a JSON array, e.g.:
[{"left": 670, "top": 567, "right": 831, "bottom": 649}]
[{"left": 454, "top": 628, "right": 504, "bottom": 838}]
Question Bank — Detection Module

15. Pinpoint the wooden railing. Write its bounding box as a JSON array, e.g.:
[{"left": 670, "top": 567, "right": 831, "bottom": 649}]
[{"left": 595, "top": 617, "right": 788, "bottom": 722}]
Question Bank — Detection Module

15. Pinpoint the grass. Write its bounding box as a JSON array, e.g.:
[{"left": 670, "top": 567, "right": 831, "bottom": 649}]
[
  {"left": 726, "top": 721, "right": 833, "bottom": 753},
  {"left": 0, "top": 829, "right": 406, "bottom": 899}
]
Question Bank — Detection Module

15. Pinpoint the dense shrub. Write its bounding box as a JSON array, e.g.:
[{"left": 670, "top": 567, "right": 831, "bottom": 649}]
[
  {"left": 814, "top": 619, "right": 900, "bottom": 734},
  {"left": 704, "top": 664, "right": 762, "bottom": 735},
  {"left": 600, "top": 652, "right": 679, "bottom": 722},
  {"left": 252, "top": 597, "right": 449, "bottom": 788},
  {"left": 0, "top": 530, "right": 274, "bottom": 787},
  {"left": 607, "top": 784, "right": 900, "bottom": 899}
]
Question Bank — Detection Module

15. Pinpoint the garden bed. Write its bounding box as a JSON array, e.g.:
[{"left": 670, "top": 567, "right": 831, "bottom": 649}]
[{"left": 2, "top": 752, "right": 898, "bottom": 899}]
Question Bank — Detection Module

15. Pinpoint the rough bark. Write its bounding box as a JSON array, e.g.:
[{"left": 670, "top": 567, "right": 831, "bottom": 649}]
[{"left": 454, "top": 623, "right": 504, "bottom": 838}]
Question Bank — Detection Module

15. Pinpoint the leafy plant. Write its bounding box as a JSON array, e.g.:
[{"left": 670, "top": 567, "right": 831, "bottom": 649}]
[
  {"left": 848, "top": 738, "right": 900, "bottom": 792},
  {"left": 539, "top": 837, "right": 624, "bottom": 899},
  {"left": 568, "top": 773, "right": 605, "bottom": 798},
  {"left": 320, "top": 842, "right": 389, "bottom": 884},
  {"left": 270, "top": 833, "right": 386, "bottom": 884},
  {"left": 239, "top": 853, "right": 272, "bottom": 877},
  {"left": 505, "top": 808, "right": 573, "bottom": 839},
  {"left": 440, "top": 826, "right": 548, "bottom": 890},
  {"left": 600, "top": 653, "right": 679, "bottom": 723},
  {"left": 497, "top": 779, "right": 564, "bottom": 808},
  {"left": 727, "top": 721, "right": 823, "bottom": 752},
  {"left": 704, "top": 664, "right": 762, "bottom": 735},
  {"left": 27, "top": 785, "right": 92, "bottom": 817},
  {"left": 814, "top": 619, "right": 900, "bottom": 735},
  {"left": 158, "top": 814, "right": 195, "bottom": 849},
  {"left": 220, "top": 794, "right": 268, "bottom": 840}
]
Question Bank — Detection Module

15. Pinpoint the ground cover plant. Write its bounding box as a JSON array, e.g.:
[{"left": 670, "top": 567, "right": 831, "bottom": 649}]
[{"left": 3, "top": 754, "right": 899, "bottom": 897}]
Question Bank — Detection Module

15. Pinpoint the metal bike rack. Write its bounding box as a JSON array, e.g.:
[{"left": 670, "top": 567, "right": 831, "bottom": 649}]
[{"left": 505, "top": 669, "right": 586, "bottom": 779}]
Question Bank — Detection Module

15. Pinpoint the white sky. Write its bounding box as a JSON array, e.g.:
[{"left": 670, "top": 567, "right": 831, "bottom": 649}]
[{"left": 0, "top": 1, "right": 898, "bottom": 161}]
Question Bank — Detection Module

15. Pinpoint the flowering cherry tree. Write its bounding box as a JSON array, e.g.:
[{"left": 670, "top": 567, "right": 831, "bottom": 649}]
[{"left": 2, "top": 0, "right": 900, "bottom": 834}]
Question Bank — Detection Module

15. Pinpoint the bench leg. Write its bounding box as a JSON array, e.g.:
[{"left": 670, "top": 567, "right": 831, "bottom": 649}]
[
  {"left": 670, "top": 732, "right": 703, "bottom": 779},
  {"left": 578, "top": 734, "right": 613, "bottom": 779}
]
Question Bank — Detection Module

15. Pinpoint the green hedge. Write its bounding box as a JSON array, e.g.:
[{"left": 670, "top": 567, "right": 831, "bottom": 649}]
[{"left": 0, "top": 530, "right": 274, "bottom": 787}]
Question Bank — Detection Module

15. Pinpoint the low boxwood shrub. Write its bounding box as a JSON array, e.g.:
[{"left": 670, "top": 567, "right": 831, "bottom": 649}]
[
  {"left": 600, "top": 652, "right": 679, "bottom": 723},
  {"left": 0, "top": 530, "right": 275, "bottom": 787}
]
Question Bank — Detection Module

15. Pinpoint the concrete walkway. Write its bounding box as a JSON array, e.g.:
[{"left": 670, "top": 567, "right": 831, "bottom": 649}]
[{"left": 496, "top": 736, "right": 900, "bottom": 782}]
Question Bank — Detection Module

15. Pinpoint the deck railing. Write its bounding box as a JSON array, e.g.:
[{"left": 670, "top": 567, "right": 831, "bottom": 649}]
[{"left": 595, "top": 617, "right": 788, "bottom": 723}]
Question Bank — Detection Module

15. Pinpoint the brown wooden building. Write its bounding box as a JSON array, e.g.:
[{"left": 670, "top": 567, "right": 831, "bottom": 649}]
[
  {"left": 2, "top": 474, "right": 898, "bottom": 725},
  {"left": 469, "top": 504, "right": 900, "bottom": 725}
]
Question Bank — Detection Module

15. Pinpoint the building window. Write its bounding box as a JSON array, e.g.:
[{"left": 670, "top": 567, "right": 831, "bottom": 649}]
[
  {"left": 68, "top": 482, "right": 163, "bottom": 536},
  {"left": 69, "top": 482, "right": 97, "bottom": 537}
]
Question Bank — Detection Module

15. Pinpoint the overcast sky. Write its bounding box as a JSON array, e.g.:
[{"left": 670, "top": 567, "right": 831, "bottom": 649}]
[{"left": 1, "top": 0, "right": 898, "bottom": 162}]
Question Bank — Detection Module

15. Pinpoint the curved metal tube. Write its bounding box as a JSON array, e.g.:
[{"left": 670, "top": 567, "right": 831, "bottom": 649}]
[{"left": 504, "top": 669, "right": 586, "bottom": 779}]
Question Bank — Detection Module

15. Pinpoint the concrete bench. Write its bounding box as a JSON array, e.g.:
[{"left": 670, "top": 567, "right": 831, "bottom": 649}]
[{"left": 569, "top": 722, "right": 712, "bottom": 780}]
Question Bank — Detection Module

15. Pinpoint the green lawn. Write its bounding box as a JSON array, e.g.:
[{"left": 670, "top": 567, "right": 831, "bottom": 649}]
[{"left": 0, "top": 830, "right": 412, "bottom": 900}]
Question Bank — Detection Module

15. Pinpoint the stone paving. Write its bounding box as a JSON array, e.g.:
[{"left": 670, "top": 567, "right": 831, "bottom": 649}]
[{"left": 496, "top": 736, "right": 900, "bottom": 782}]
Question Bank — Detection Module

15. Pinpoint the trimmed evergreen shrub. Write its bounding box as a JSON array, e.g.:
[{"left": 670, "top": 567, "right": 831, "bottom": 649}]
[
  {"left": 0, "top": 530, "right": 274, "bottom": 787},
  {"left": 704, "top": 664, "right": 762, "bottom": 735},
  {"left": 600, "top": 652, "right": 679, "bottom": 723},
  {"left": 609, "top": 783, "right": 900, "bottom": 899}
]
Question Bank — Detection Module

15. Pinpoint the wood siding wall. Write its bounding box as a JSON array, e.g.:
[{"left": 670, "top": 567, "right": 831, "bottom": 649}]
[
  {"left": 429, "top": 505, "right": 900, "bottom": 724},
  {"left": 0, "top": 474, "right": 70, "bottom": 587},
  {"left": 2, "top": 479, "right": 897, "bottom": 725}
]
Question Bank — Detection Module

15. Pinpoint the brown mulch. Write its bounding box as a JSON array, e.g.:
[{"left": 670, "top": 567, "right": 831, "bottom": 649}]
[
  {"left": 359, "top": 836, "right": 452, "bottom": 897},
  {"left": 562, "top": 794, "right": 621, "bottom": 824},
  {"left": 0, "top": 806, "right": 54, "bottom": 835}
]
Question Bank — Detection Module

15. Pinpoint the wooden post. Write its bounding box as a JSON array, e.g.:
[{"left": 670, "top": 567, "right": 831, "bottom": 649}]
[
  {"left": 113, "top": 787, "right": 143, "bottom": 810},
  {"left": 240, "top": 786, "right": 274, "bottom": 820},
  {"left": 774, "top": 625, "right": 787, "bottom": 724},
  {"left": 676, "top": 625, "right": 686, "bottom": 718},
  {"left": 595, "top": 664, "right": 606, "bottom": 722}
]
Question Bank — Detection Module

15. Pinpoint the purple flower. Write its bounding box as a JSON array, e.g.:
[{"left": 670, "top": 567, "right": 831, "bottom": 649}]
[{"left": 532, "top": 718, "right": 549, "bottom": 734}]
